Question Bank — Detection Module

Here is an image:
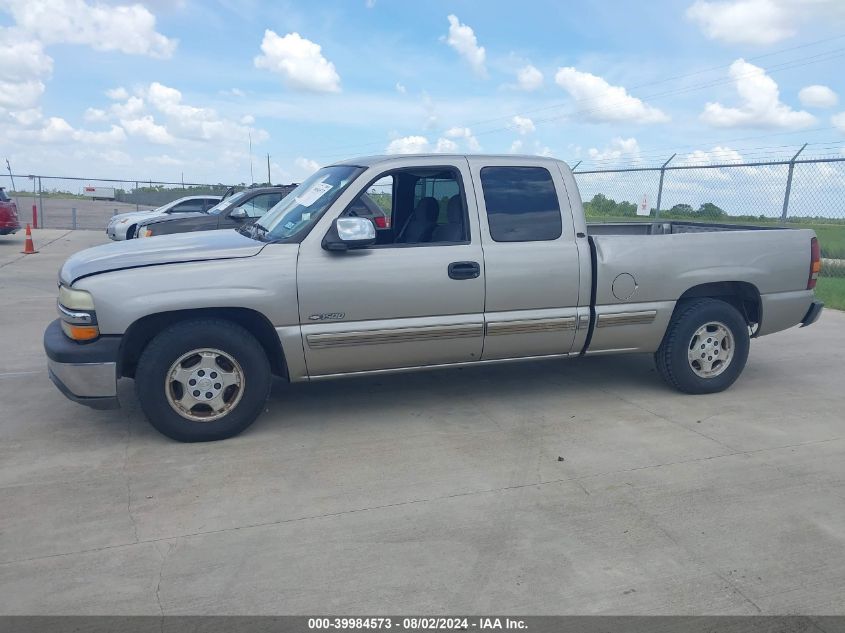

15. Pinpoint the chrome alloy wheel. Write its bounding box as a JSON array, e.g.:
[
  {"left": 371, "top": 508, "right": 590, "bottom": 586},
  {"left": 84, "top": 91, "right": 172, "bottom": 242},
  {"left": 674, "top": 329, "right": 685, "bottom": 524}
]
[
  {"left": 687, "top": 321, "right": 735, "bottom": 379},
  {"left": 165, "top": 348, "right": 245, "bottom": 422}
]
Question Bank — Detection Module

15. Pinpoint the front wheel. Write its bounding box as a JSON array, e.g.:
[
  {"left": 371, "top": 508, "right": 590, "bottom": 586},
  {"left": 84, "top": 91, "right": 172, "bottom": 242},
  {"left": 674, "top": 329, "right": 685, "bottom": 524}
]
[
  {"left": 654, "top": 298, "right": 750, "bottom": 394},
  {"left": 135, "top": 319, "right": 272, "bottom": 441}
]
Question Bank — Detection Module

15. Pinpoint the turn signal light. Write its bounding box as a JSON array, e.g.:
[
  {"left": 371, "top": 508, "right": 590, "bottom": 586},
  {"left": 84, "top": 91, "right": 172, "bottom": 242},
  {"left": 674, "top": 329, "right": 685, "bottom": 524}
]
[{"left": 61, "top": 322, "right": 100, "bottom": 341}]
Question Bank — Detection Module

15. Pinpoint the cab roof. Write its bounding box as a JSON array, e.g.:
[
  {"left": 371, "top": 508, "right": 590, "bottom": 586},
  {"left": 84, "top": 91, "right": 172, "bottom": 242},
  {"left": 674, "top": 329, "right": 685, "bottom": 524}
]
[{"left": 329, "top": 154, "right": 568, "bottom": 168}]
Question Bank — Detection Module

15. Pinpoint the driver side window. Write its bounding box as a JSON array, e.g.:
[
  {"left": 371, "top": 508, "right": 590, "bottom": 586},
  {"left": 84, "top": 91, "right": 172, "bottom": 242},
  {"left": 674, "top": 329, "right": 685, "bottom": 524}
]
[{"left": 342, "top": 168, "right": 468, "bottom": 247}]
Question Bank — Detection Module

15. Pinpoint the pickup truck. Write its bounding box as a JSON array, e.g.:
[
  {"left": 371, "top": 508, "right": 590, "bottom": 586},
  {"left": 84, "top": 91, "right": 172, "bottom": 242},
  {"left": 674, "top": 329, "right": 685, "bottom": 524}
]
[{"left": 44, "top": 154, "right": 824, "bottom": 442}]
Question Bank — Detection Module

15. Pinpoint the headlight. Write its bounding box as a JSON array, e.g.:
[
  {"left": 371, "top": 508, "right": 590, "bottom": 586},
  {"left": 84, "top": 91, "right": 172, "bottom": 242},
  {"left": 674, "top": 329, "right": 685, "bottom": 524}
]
[
  {"left": 59, "top": 286, "right": 95, "bottom": 310},
  {"left": 118, "top": 218, "right": 129, "bottom": 224},
  {"left": 58, "top": 286, "right": 99, "bottom": 341}
]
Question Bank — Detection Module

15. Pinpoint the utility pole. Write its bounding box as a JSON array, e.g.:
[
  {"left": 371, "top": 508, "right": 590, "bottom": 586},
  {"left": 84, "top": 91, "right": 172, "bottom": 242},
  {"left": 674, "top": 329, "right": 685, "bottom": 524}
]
[
  {"left": 4, "top": 158, "right": 15, "bottom": 192},
  {"left": 248, "top": 133, "right": 254, "bottom": 185},
  {"left": 267, "top": 154, "right": 271, "bottom": 185}
]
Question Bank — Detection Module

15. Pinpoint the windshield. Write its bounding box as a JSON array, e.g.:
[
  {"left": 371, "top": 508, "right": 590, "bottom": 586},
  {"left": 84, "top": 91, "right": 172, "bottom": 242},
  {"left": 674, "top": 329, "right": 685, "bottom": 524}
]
[
  {"left": 208, "top": 190, "right": 247, "bottom": 215},
  {"left": 255, "top": 165, "right": 363, "bottom": 241}
]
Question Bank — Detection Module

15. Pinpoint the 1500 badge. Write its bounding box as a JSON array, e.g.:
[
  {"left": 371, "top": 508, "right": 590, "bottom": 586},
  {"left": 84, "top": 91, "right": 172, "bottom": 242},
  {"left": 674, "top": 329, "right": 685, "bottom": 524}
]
[{"left": 309, "top": 313, "right": 345, "bottom": 321}]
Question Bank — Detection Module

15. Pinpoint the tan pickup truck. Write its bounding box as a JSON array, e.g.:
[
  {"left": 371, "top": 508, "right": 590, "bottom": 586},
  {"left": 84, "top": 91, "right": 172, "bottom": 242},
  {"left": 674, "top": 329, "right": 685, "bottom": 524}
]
[{"left": 45, "top": 154, "right": 823, "bottom": 441}]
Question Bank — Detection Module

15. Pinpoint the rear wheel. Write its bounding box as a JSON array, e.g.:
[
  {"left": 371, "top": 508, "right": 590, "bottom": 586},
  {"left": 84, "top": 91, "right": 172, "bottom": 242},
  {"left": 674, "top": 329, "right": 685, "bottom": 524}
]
[
  {"left": 655, "top": 298, "right": 750, "bottom": 394},
  {"left": 135, "top": 319, "right": 271, "bottom": 442}
]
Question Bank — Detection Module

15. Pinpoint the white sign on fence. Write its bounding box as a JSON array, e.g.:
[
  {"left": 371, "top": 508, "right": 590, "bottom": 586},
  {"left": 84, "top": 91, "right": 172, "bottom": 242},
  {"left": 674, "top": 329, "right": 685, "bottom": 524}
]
[{"left": 637, "top": 193, "right": 650, "bottom": 217}]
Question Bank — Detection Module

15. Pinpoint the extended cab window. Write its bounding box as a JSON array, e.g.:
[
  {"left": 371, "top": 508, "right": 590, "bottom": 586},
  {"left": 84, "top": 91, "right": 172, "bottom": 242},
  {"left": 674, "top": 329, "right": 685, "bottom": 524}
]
[
  {"left": 480, "top": 166, "right": 562, "bottom": 242},
  {"left": 343, "top": 168, "right": 468, "bottom": 246}
]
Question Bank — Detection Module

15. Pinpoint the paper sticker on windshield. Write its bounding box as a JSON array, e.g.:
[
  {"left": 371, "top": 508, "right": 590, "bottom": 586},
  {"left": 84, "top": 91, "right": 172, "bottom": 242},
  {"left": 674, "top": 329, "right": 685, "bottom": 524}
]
[{"left": 295, "top": 182, "right": 333, "bottom": 207}]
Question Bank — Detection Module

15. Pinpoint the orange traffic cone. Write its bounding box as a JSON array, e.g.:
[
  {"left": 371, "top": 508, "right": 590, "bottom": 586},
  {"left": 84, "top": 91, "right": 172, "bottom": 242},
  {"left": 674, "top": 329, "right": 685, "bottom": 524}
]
[{"left": 21, "top": 224, "right": 38, "bottom": 254}]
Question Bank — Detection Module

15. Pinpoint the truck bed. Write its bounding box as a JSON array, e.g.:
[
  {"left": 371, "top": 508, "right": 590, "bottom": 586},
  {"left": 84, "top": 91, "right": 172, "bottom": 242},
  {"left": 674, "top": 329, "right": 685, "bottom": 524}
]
[
  {"left": 582, "top": 220, "right": 816, "bottom": 355},
  {"left": 587, "top": 220, "right": 786, "bottom": 236}
]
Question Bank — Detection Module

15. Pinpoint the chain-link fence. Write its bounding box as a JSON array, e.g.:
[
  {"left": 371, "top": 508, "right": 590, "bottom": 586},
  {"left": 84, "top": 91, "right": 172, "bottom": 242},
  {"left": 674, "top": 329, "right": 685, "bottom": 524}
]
[
  {"left": 3, "top": 159, "right": 843, "bottom": 279},
  {"left": 572, "top": 155, "right": 845, "bottom": 279},
  {"left": 0, "top": 174, "right": 232, "bottom": 230}
]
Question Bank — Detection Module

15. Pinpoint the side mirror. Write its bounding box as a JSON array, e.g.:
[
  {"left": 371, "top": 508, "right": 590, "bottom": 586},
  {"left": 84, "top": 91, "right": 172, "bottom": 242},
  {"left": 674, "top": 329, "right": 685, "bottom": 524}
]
[
  {"left": 229, "top": 207, "right": 248, "bottom": 219},
  {"left": 323, "top": 217, "right": 376, "bottom": 251}
]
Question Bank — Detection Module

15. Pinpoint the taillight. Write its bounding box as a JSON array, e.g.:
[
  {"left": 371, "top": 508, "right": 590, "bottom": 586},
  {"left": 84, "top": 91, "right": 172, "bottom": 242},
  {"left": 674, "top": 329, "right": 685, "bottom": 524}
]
[
  {"left": 808, "top": 237, "right": 821, "bottom": 290},
  {"left": 374, "top": 216, "right": 387, "bottom": 229}
]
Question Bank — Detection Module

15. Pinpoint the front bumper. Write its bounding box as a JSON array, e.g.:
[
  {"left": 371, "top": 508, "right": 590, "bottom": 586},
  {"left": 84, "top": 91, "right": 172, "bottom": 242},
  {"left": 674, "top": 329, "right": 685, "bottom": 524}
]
[
  {"left": 800, "top": 300, "right": 824, "bottom": 327},
  {"left": 43, "top": 319, "right": 121, "bottom": 409}
]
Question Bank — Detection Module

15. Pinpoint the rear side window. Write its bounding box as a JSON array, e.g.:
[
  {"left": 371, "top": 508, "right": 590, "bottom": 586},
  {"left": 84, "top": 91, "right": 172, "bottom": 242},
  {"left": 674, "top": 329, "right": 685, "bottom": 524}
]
[{"left": 480, "top": 167, "right": 562, "bottom": 242}]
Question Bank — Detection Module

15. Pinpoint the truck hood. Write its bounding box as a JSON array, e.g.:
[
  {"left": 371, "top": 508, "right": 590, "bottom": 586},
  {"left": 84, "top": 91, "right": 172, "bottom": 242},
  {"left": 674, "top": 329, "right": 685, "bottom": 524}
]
[{"left": 60, "top": 229, "right": 266, "bottom": 285}]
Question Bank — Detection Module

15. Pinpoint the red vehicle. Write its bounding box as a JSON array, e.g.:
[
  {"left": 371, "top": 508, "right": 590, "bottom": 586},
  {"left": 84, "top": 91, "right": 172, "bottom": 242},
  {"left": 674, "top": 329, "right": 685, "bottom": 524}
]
[{"left": 0, "top": 188, "right": 21, "bottom": 235}]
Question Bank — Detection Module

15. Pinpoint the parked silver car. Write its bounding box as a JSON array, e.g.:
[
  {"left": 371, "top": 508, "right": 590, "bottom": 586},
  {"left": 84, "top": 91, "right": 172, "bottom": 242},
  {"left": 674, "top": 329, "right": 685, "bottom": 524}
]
[{"left": 105, "top": 195, "right": 222, "bottom": 240}]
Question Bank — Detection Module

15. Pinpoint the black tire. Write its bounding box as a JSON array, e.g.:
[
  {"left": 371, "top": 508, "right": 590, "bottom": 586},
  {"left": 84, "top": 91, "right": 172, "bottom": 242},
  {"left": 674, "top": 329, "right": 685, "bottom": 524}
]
[
  {"left": 654, "top": 298, "right": 750, "bottom": 394},
  {"left": 135, "top": 319, "right": 272, "bottom": 442}
]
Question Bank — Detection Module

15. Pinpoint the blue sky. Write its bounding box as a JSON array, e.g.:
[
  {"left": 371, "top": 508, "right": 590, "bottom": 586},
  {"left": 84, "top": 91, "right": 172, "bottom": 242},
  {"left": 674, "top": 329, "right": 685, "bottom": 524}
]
[{"left": 2, "top": 0, "right": 845, "bottom": 184}]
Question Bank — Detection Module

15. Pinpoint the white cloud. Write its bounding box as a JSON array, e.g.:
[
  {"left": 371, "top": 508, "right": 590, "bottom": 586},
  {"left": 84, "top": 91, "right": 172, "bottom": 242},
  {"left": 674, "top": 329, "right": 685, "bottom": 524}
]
[
  {"left": 3, "top": 0, "right": 177, "bottom": 58},
  {"left": 686, "top": 0, "right": 845, "bottom": 45},
  {"left": 554, "top": 67, "right": 668, "bottom": 124},
  {"left": 701, "top": 59, "right": 815, "bottom": 129},
  {"left": 386, "top": 135, "right": 430, "bottom": 154},
  {"left": 445, "top": 15, "right": 486, "bottom": 77},
  {"left": 106, "top": 87, "right": 129, "bottom": 100},
  {"left": 84, "top": 107, "right": 107, "bottom": 122},
  {"left": 0, "top": 79, "right": 46, "bottom": 111},
  {"left": 110, "top": 96, "right": 145, "bottom": 119},
  {"left": 799, "top": 85, "right": 838, "bottom": 109},
  {"left": 512, "top": 115, "right": 535, "bottom": 135},
  {"left": 395, "top": 82, "right": 407, "bottom": 94},
  {"left": 444, "top": 126, "right": 481, "bottom": 151},
  {"left": 295, "top": 157, "right": 320, "bottom": 174},
  {"left": 516, "top": 65, "right": 543, "bottom": 91},
  {"left": 144, "top": 82, "right": 265, "bottom": 143},
  {"left": 680, "top": 145, "right": 745, "bottom": 165},
  {"left": 588, "top": 137, "right": 641, "bottom": 162},
  {"left": 0, "top": 28, "right": 52, "bottom": 110},
  {"left": 121, "top": 115, "right": 174, "bottom": 144},
  {"left": 10, "top": 116, "right": 126, "bottom": 145},
  {"left": 240, "top": 114, "right": 255, "bottom": 125},
  {"left": 686, "top": 0, "right": 792, "bottom": 45},
  {"left": 9, "top": 108, "right": 42, "bottom": 127},
  {"left": 510, "top": 139, "right": 524, "bottom": 153},
  {"left": 254, "top": 30, "right": 341, "bottom": 93},
  {"left": 435, "top": 137, "right": 458, "bottom": 152}
]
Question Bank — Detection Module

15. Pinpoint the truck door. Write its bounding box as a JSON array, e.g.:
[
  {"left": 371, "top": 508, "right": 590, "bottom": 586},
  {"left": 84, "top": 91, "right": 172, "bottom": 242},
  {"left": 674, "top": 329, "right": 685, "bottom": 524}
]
[
  {"left": 467, "top": 157, "right": 584, "bottom": 360},
  {"left": 297, "top": 158, "right": 486, "bottom": 377}
]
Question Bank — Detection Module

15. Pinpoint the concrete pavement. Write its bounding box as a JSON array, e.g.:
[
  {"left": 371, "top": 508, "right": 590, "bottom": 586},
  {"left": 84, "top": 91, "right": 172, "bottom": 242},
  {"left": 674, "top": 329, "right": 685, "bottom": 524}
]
[{"left": 1, "top": 229, "right": 844, "bottom": 614}]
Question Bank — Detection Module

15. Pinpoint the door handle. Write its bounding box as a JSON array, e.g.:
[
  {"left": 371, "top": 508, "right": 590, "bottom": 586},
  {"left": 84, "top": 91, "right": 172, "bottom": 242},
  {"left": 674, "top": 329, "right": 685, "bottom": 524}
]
[{"left": 448, "top": 261, "right": 481, "bottom": 280}]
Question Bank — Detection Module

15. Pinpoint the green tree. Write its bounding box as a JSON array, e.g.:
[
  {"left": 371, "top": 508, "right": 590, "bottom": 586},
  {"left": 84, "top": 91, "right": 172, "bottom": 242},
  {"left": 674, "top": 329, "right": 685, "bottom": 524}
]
[{"left": 696, "top": 202, "right": 726, "bottom": 219}]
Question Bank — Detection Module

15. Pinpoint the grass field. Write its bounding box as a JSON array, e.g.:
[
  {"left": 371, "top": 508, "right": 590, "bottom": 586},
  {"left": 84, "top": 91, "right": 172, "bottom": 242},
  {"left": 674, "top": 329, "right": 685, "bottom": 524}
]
[{"left": 816, "top": 277, "right": 845, "bottom": 311}]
